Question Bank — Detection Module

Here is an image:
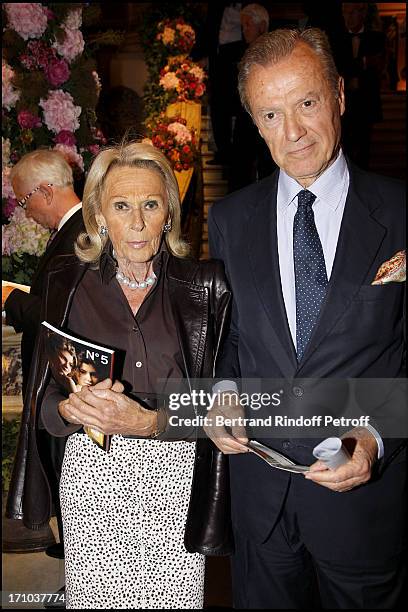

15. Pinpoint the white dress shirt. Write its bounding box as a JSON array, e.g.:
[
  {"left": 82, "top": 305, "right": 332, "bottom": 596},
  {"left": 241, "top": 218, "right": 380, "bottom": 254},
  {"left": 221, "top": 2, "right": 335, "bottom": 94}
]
[
  {"left": 57, "top": 202, "right": 82, "bottom": 232},
  {"left": 277, "top": 151, "right": 349, "bottom": 345}
]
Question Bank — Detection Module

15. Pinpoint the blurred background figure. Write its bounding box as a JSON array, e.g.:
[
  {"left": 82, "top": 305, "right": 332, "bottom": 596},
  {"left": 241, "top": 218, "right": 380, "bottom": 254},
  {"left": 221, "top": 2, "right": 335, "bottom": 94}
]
[
  {"left": 337, "top": 2, "right": 385, "bottom": 169},
  {"left": 195, "top": 3, "right": 244, "bottom": 166},
  {"left": 229, "top": 3, "right": 276, "bottom": 191},
  {"left": 240, "top": 2, "right": 269, "bottom": 43}
]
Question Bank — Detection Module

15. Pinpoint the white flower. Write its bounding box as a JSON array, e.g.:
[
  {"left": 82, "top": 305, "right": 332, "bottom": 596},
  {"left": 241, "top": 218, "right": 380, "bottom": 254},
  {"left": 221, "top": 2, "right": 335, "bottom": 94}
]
[
  {"left": 2, "top": 206, "right": 49, "bottom": 257},
  {"left": 189, "top": 65, "right": 205, "bottom": 81},
  {"left": 64, "top": 7, "right": 82, "bottom": 30},
  {"left": 160, "top": 72, "right": 180, "bottom": 90}
]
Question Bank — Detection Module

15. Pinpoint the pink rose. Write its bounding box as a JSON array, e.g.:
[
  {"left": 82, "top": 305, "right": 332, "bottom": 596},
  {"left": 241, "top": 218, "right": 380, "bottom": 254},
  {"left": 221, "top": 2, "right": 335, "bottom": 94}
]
[
  {"left": 17, "top": 109, "right": 42, "bottom": 129},
  {"left": 44, "top": 57, "right": 70, "bottom": 87},
  {"left": 55, "top": 130, "right": 77, "bottom": 146}
]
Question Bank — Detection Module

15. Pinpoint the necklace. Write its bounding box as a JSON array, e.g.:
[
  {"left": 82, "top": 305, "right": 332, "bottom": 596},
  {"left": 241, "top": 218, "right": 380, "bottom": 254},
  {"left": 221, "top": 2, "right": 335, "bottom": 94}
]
[{"left": 115, "top": 269, "right": 157, "bottom": 290}]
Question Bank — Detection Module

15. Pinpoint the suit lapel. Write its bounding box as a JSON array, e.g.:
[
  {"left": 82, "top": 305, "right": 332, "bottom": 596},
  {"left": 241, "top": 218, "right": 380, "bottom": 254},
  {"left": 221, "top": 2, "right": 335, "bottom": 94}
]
[
  {"left": 297, "top": 169, "right": 386, "bottom": 371},
  {"left": 247, "top": 174, "right": 298, "bottom": 376}
]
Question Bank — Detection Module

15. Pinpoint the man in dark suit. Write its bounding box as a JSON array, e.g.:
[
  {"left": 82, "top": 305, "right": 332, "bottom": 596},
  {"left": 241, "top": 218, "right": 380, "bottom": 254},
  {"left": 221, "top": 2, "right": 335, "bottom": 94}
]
[
  {"left": 3, "top": 149, "right": 84, "bottom": 560},
  {"left": 334, "top": 2, "right": 385, "bottom": 169},
  {"left": 207, "top": 28, "right": 406, "bottom": 609}
]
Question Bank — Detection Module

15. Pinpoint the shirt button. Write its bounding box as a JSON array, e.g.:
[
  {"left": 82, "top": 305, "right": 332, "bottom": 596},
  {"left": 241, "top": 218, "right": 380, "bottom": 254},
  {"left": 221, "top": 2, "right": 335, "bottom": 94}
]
[
  {"left": 292, "top": 386, "right": 304, "bottom": 397},
  {"left": 132, "top": 326, "right": 139, "bottom": 332},
  {"left": 136, "top": 361, "right": 142, "bottom": 368},
  {"left": 282, "top": 440, "right": 291, "bottom": 450}
]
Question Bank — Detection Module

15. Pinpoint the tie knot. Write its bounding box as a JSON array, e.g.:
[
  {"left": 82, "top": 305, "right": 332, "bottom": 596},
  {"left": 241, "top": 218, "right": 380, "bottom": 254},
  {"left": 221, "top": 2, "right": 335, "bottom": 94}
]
[{"left": 297, "top": 189, "right": 316, "bottom": 209}]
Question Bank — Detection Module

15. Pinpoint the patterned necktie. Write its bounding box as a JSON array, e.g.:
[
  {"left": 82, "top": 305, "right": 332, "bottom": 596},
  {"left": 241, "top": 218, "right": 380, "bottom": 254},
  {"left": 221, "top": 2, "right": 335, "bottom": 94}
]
[
  {"left": 46, "top": 229, "right": 57, "bottom": 249},
  {"left": 293, "top": 189, "right": 328, "bottom": 360}
]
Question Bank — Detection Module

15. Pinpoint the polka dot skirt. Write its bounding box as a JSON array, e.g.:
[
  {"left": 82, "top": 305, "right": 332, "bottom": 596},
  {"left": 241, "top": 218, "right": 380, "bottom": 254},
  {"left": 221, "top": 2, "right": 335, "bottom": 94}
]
[{"left": 60, "top": 434, "right": 204, "bottom": 609}]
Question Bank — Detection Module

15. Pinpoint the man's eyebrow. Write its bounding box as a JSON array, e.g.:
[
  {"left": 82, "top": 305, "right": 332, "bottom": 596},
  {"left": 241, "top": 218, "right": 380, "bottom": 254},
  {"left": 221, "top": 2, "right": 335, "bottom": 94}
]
[
  {"left": 294, "top": 91, "right": 320, "bottom": 104},
  {"left": 255, "top": 91, "right": 321, "bottom": 114}
]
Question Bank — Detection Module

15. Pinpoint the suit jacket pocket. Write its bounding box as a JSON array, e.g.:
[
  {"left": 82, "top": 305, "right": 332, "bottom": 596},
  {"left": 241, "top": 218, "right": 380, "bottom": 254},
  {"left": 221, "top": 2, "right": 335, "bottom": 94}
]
[{"left": 353, "top": 283, "right": 403, "bottom": 301}]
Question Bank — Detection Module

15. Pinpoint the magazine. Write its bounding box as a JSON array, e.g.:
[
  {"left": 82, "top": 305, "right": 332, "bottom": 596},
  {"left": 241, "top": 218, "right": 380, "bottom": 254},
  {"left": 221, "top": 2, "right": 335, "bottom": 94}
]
[
  {"left": 248, "top": 440, "right": 310, "bottom": 473},
  {"left": 41, "top": 321, "right": 115, "bottom": 451}
]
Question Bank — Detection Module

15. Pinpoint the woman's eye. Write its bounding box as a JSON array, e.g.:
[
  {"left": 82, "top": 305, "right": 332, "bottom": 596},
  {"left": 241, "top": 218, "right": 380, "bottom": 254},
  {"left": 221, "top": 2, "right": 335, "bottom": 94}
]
[
  {"left": 144, "top": 199, "right": 158, "bottom": 210},
  {"left": 113, "top": 201, "right": 128, "bottom": 210}
]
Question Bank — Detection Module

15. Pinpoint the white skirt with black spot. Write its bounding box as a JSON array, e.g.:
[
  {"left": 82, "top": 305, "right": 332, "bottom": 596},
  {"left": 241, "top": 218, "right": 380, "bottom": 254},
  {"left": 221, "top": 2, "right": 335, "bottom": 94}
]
[{"left": 60, "top": 434, "right": 204, "bottom": 609}]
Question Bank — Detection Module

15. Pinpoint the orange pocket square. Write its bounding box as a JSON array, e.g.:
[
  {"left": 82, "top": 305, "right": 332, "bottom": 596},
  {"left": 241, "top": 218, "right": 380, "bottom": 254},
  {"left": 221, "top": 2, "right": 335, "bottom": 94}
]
[{"left": 371, "top": 250, "right": 406, "bottom": 285}]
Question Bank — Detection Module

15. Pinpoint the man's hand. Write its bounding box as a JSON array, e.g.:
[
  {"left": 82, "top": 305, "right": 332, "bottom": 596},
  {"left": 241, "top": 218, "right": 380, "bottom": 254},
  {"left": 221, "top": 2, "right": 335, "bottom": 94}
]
[
  {"left": 304, "top": 427, "right": 378, "bottom": 492},
  {"left": 204, "top": 391, "right": 249, "bottom": 454},
  {"left": 58, "top": 378, "right": 157, "bottom": 436}
]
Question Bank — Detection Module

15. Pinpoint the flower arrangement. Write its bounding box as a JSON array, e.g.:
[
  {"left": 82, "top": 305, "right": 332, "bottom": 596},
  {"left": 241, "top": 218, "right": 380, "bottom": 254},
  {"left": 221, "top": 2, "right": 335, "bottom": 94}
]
[
  {"left": 1, "top": 3, "right": 120, "bottom": 284},
  {"left": 145, "top": 115, "right": 198, "bottom": 173},
  {"left": 156, "top": 17, "right": 196, "bottom": 56},
  {"left": 140, "top": 7, "right": 206, "bottom": 122},
  {"left": 159, "top": 57, "right": 206, "bottom": 103}
]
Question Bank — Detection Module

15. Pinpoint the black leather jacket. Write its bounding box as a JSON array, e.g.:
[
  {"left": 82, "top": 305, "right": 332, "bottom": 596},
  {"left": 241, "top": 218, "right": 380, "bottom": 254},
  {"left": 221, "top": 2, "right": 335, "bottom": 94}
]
[{"left": 6, "top": 252, "right": 233, "bottom": 556}]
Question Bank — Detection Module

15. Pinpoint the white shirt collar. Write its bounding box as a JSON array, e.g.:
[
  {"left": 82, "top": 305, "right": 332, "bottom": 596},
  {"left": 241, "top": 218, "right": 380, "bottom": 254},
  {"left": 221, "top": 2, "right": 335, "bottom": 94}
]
[
  {"left": 57, "top": 202, "right": 82, "bottom": 232},
  {"left": 278, "top": 150, "right": 348, "bottom": 212}
]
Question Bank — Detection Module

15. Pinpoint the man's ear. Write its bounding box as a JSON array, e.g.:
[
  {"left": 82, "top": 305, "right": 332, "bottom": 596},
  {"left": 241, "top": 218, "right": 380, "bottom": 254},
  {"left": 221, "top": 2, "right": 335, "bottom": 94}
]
[{"left": 40, "top": 183, "right": 54, "bottom": 206}]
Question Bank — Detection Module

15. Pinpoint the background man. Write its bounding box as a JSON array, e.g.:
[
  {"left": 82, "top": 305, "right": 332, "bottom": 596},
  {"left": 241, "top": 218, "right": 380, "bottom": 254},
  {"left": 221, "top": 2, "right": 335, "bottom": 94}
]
[
  {"left": 4, "top": 149, "right": 84, "bottom": 560},
  {"left": 336, "top": 2, "right": 385, "bottom": 169},
  {"left": 230, "top": 3, "right": 275, "bottom": 190},
  {"left": 208, "top": 28, "right": 405, "bottom": 609}
]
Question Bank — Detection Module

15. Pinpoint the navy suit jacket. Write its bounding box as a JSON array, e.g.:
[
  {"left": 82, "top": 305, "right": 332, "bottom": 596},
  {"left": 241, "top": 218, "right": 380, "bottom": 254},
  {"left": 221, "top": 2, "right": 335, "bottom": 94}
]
[{"left": 208, "top": 161, "right": 406, "bottom": 549}]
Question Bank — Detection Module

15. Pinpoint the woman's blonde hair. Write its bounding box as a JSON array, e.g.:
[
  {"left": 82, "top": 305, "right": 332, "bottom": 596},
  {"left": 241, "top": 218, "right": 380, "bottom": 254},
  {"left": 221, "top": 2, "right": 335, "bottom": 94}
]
[{"left": 75, "top": 141, "right": 190, "bottom": 263}]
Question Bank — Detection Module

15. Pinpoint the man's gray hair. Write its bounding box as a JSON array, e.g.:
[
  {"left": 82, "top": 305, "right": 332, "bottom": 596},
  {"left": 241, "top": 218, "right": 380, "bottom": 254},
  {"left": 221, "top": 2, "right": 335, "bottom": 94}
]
[
  {"left": 241, "top": 4, "right": 270, "bottom": 30},
  {"left": 10, "top": 149, "right": 74, "bottom": 188},
  {"left": 238, "top": 27, "right": 340, "bottom": 114}
]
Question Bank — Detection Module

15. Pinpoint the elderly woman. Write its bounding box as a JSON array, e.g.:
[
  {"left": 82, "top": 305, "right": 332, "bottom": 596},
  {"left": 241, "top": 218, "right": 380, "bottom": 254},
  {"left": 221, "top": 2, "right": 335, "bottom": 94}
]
[{"left": 7, "top": 142, "right": 232, "bottom": 609}]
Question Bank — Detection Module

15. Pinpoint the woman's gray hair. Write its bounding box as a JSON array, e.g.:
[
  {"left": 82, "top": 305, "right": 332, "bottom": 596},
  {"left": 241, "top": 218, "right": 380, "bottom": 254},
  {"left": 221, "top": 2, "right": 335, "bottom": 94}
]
[
  {"left": 75, "top": 141, "right": 190, "bottom": 264},
  {"left": 238, "top": 28, "right": 340, "bottom": 114}
]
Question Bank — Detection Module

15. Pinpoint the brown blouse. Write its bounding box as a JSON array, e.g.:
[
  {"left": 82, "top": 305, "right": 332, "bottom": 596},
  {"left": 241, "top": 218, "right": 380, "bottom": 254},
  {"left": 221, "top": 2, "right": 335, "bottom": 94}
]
[{"left": 41, "top": 245, "right": 192, "bottom": 439}]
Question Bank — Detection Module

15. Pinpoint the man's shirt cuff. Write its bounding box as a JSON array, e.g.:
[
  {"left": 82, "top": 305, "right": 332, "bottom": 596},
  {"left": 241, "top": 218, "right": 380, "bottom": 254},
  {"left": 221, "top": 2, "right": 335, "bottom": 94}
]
[
  {"left": 364, "top": 423, "right": 384, "bottom": 459},
  {"left": 212, "top": 380, "right": 239, "bottom": 395}
]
